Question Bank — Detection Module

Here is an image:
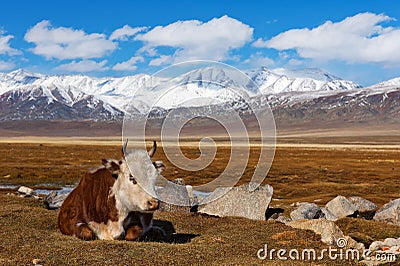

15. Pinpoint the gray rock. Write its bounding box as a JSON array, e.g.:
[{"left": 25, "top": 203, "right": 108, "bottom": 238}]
[
  {"left": 320, "top": 207, "right": 338, "bottom": 221},
  {"left": 369, "top": 241, "right": 385, "bottom": 251},
  {"left": 275, "top": 215, "right": 292, "bottom": 224},
  {"left": 290, "top": 203, "right": 324, "bottom": 220},
  {"left": 373, "top": 198, "right": 400, "bottom": 225},
  {"left": 286, "top": 218, "right": 345, "bottom": 246},
  {"left": 348, "top": 196, "right": 378, "bottom": 219},
  {"left": 185, "top": 185, "right": 196, "bottom": 206},
  {"left": 383, "top": 237, "right": 400, "bottom": 247},
  {"left": 157, "top": 179, "right": 191, "bottom": 212},
  {"left": 17, "top": 186, "right": 34, "bottom": 196},
  {"left": 198, "top": 183, "right": 273, "bottom": 220},
  {"left": 44, "top": 191, "right": 69, "bottom": 210},
  {"left": 325, "top": 195, "right": 357, "bottom": 219},
  {"left": 287, "top": 219, "right": 365, "bottom": 251}
]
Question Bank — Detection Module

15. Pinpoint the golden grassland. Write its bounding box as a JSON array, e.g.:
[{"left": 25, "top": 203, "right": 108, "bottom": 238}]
[{"left": 0, "top": 136, "right": 399, "bottom": 265}]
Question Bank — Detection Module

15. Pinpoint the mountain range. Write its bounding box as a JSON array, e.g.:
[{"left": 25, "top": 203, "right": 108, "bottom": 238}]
[{"left": 0, "top": 67, "right": 399, "bottom": 130}]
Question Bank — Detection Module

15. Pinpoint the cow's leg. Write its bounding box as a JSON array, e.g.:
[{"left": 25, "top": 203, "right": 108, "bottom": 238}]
[
  {"left": 75, "top": 223, "right": 96, "bottom": 240},
  {"left": 88, "top": 221, "right": 113, "bottom": 240},
  {"left": 139, "top": 213, "right": 165, "bottom": 242},
  {"left": 140, "top": 226, "right": 166, "bottom": 242},
  {"left": 125, "top": 225, "right": 143, "bottom": 241}
]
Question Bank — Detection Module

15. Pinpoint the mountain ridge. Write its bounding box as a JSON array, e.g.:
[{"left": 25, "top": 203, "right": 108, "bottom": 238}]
[{"left": 0, "top": 67, "right": 399, "bottom": 125}]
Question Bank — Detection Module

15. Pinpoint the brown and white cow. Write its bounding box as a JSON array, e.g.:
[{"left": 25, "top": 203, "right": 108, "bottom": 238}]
[{"left": 58, "top": 141, "right": 165, "bottom": 241}]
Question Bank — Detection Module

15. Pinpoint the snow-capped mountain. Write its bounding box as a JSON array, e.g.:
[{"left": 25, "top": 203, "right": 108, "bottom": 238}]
[
  {"left": 247, "top": 67, "right": 361, "bottom": 94},
  {"left": 0, "top": 67, "right": 399, "bottom": 124},
  {"left": 370, "top": 77, "right": 400, "bottom": 89}
]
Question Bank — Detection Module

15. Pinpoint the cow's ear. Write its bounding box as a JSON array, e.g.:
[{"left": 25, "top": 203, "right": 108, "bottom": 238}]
[
  {"left": 153, "top": 160, "right": 166, "bottom": 174},
  {"left": 108, "top": 161, "right": 120, "bottom": 173},
  {"left": 101, "top": 158, "right": 108, "bottom": 166}
]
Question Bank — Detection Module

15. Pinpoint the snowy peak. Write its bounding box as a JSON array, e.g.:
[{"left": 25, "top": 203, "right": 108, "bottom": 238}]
[
  {"left": 246, "top": 67, "right": 361, "bottom": 94},
  {"left": 372, "top": 77, "right": 400, "bottom": 88}
]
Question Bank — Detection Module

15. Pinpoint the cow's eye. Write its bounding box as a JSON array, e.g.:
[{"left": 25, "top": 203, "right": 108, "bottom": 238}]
[{"left": 129, "top": 174, "right": 137, "bottom": 184}]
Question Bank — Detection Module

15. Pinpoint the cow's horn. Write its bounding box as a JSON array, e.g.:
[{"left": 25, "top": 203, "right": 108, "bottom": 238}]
[
  {"left": 148, "top": 141, "right": 157, "bottom": 157},
  {"left": 122, "top": 139, "right": 128, "bottom": 157}
]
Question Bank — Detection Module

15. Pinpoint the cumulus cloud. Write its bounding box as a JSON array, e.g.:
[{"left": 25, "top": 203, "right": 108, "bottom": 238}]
[
  {"left": 112, "top": 56, "right": 144, "bottom": 71},
  {"left": 0, "top": 31, "right": 19, "bottom": 55},
  {"left": 0, "top": 60, "right": 15, "bottom": 71},
  {"left": 149, "top": 55, "right": 173, "bottom": 66},
  {"left": 254, "top": 12, "right": 400, "bottom": 66},
  {"left": 110, "top": 25, "right": 148, "bottom": 41},
  {"left": 135, "top": 15, "right": 253, "bottom": 64},
  {"left": 24, "top": 20, "right": 117, "bottom": 60},
  {"left": 243, "top": 53, "right": 274, "bottom": 67},
  {"left": 56, "top": 60, "right": 108, "bottom": 72}
]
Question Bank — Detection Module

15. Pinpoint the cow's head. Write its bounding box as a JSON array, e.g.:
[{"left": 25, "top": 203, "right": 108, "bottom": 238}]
[{"left": 110, "top": 140, "right": 165, "bottom": 212}]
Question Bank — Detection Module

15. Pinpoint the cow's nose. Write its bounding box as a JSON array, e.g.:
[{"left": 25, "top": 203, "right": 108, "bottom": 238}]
[{"left": 147, "top": 199, "right": 159, "bottom": 210}]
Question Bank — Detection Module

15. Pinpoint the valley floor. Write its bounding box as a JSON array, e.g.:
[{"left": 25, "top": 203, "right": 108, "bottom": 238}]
[{"left": 0, "top": 134, "right": 399, "bottom": 265}]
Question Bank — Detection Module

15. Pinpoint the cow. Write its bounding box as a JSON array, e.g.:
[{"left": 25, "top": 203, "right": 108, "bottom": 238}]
[{"left": 58, "top": 140, "right": 165, "bottom": 241}]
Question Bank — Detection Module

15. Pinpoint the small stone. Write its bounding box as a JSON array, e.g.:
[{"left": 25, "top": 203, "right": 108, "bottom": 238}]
[
  {"left": 383, "top": 237, "right": 400, "bottom": 247},
  {"left": 44, "top": 192, "right": 69, "bottom": 210},
  {"left": 286, "top": 218, "right": 345, "bottom": 246},
  {"left": 266, "top": 207, "right": 284, "bottom": 220},
  {"left": 290, "top": 203, "right": 324, "bottom": 220},
  {"left": 369, "top": 241, "right": 384, "bottom": 251},
  {"left": 32, "top": 258, "right": 42, "bottom": 265},
  {"left": 17, "top": 186, "right": 34, "bottom": 196},
  {"left": 373, "top": 198, "right": 400, "bottom": 225},
  {"left": 325, "top": 195, "right": 357, "bottom": 219},
  {"left": 320, "top": 207, "right": 338, "bottom": 221},
  {"left": 348, "top": 196, "right": 378, "bottom": 219},
  {"left": 275, "top": 215, "right": 291, "bottom": 224}
]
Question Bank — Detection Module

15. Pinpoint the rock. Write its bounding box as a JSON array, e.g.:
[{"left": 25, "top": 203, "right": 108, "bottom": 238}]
[
  {"left": 290, "top": 203, "right": 325, "bottom": 220},
  {"left": 157, "top": 179, "right": 191, "bottom": 212},
  {"left": 198, "top": 183, "right": 273, "bottom": 220},
  {"left": 185, "top": 185, "right": 196, "bottom": 206},
  {"left": 17, "top": 186, "right": 34, "bottom": 197},
  {"left": 275, "top": 215, "right": 291, "bottom": 224},
  {"left": 369, "top": 241, "right": 385, "bottom": 251},
  {"left": 44, "top": 191, "right": 69, "bottom": 210},
  {"left": 373, "top": 198, "right": 400, "bottom": 225},
  {"left": 266, "top": 207, "right": 284, "bottom": 220},
  {"left": 348, "top": 196, "right": 378, "bottom": 219},
  {"left": 325, "top": 195, "right": 357, "bottom": 219},
  {"left": 348, "top": 232, "right": 374, "bottom": 247},
  {"left": 320, "top": 207, "right": 338, "bottom": 221},
  {"left": 32, "top": 258, "right": 43, "bottom": 265},
  {"left": 286, "top": 218, "right": 345, "bottom": 246},
  {"left": 383, "top": 237, "right": 400, "bottom": 247}
]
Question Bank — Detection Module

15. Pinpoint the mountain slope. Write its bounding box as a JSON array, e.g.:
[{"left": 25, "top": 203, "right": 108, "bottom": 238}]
[{"left": 2, "top": 67, "right": 398, "bottom": 125}]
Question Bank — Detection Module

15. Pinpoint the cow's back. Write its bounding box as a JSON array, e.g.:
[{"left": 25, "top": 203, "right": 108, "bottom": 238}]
[{"left": 58, "top": 167, "right": 118, "bottom": 237}]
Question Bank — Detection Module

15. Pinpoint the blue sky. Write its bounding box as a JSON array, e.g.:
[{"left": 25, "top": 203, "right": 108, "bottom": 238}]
[{"left": 1, "top": 0, "right": 400, "bottom": 86}]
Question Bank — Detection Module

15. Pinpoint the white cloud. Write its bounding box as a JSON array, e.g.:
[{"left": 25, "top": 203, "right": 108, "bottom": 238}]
[
  {"left": 149, "top": 55, "right": 172, "bottom": 66},
  {"left": 112, "top": 56, "right": 144, "bottom": 71},
  {"left": 254, "top": 12, "right": 400, "bottom": 66},
  {"left": 0, "top": 60, "right": 15, "bottom": 71},
  {"left": 244, "top": 53, "right": 274, "bottom": 67},
  {"left": 110, "top": 25, "right": 148, "bottom": 41},
  {"left": 56, "top": 60, "right": 108, "bottom": 72},
  {"left": 0, "top": 31, "right": 19, "bottom": 55},
  {"left": 24, "top": 20, "right": 117, "bottom": 60},
  {"left": 135, "top": 15, "right": 253, "bottom": 64}
]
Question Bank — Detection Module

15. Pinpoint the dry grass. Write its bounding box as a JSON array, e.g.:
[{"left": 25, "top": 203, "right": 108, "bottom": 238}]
[
  {"left": 1, "top": 141, "right": 398, "bottom": 206},
  {"left": 0, "top": 194, "right": 357, "bottom": 265},
  {"left": 0, "top": 139, "right": 399, "bottom": 265}
]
